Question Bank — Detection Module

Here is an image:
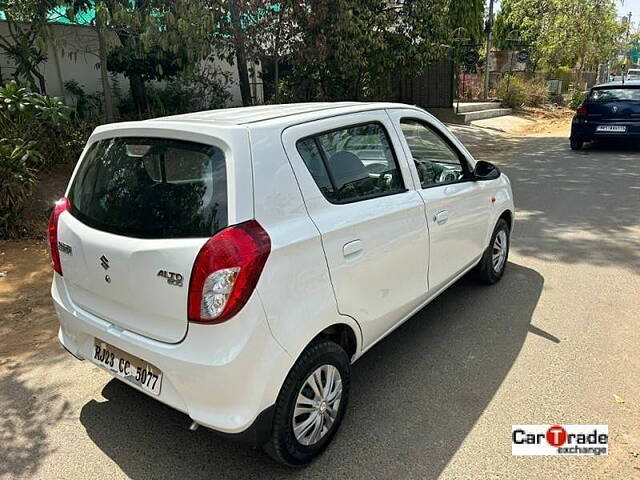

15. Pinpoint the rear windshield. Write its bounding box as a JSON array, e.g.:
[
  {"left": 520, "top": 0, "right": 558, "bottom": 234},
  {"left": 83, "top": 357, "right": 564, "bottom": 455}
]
[
  {"left": 588, "top": 88, "right": 640, "bottom": 102},
  {"left": 68, "top": 137, "right": 227, "bottom": 238}
]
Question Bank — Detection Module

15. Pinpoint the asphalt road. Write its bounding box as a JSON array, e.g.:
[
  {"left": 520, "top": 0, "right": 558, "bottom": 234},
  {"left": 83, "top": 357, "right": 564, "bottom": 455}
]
[{"left": 1, "top": 127, "right": 639, "bottom": 479}]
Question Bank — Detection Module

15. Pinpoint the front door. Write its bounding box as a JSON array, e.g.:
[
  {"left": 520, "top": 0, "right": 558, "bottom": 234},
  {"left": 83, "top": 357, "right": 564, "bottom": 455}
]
[
  {"left": 282, "top": 111, "right": 430, "bottom": 347},
  {"left": 388, "top": 109, "right": 491, "bottom": 291}
]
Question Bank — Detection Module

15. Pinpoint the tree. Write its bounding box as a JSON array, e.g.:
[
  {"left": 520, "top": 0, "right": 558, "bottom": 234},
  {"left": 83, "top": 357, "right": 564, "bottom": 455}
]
[
  {"left": 58, "top": 0, "right": 225, "bottom": 117},
  {"left": 283, "top": 0, "right": 449, "bottom": 101},
  {"left": 58, "top": 2, "right": 117, "bottom": 121},
  {"left": 448, "top": 0, "right": 485, "bottom": 43},
  {"left": 494, "top": 0, "right": 624, "bottom": 71},
  {"left": 241, "top": 2, "right": 295, "bottom": 103},
  {"left": 0, "top": 0, "right": 58, "bottom": 93},
  {"left": 228, "top": 0, "right": 252, "bottom": 106}
]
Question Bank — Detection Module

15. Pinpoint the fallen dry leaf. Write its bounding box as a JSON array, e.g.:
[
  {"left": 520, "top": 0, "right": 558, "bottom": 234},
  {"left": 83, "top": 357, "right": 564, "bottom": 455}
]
[{"left": 614, "top": 394, "right": 625, "bottom": 404}]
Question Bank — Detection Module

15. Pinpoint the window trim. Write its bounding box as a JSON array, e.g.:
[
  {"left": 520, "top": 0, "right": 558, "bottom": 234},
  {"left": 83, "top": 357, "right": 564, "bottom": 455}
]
[
  {"left": 295, "top": 120, "right": 408, "bottom": 205},
  {"left": 399, "top": 117, "right": 474, "bottom": 190}
]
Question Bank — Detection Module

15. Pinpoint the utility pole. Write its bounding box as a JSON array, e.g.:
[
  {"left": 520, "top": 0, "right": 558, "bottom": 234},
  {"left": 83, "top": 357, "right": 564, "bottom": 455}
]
[
  {"left": 484, "top": 0, "right": 495, "bottom": 100},
  {"left": 623, "top": 12, "right": 632, "bottom": 85}
]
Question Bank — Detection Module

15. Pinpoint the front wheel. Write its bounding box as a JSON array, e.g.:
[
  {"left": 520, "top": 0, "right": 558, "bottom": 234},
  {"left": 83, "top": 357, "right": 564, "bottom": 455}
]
[
  {"left": 476, "top": 218, "right": 510, "bottom": 284},
  {"left": 264, "top": 339, "right": 351, "bottom": 467}
]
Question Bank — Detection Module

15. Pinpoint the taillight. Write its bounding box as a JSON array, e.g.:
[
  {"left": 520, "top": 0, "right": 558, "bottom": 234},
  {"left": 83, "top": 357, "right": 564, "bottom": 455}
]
[
  {"left": 188, "top": 220, "right": 271, "bottom": 324},
  {"left": 576, "top": 104, "right": 587, "bottom": 116},
  {"left": 48, "top": 197, "right": 70, "bottom": 275}
]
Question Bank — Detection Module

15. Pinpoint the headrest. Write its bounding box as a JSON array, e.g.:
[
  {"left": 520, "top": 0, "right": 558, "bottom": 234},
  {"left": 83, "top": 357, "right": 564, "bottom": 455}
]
[{"left": 327, "top": 151, "right": 367, "bottom": 189}]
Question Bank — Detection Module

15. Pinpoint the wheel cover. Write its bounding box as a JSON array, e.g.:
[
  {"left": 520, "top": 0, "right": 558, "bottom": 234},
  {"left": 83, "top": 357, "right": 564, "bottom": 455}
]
[
  {"left": 292, "top": 364, "right": 342, "bottom": 446},
  {"left": 492, "top": 230, "right": 508, "bottom": 273}
]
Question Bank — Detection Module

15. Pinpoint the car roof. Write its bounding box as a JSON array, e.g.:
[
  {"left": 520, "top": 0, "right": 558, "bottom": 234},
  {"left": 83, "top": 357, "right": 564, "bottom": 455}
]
[
  {"left": 147, "top": 102, "right": 421, "bottom": 127},
  {"left": 90, "top": 102, "right": 430, "bottom": 141},
  {"left": 593, "top": 81, "right": 640, "bottom": 88}
]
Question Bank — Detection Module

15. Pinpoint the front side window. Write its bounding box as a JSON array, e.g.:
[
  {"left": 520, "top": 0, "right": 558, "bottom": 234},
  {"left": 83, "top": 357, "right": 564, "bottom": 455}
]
[
  {"left": 297, "top": 123, "right": 404, "bottom": 203},
  {"left": 399, "top": 120, "right": 467, "bottom": 188},
  {"left": 68, "top": 137, "right": 227, "bottom": 238}
]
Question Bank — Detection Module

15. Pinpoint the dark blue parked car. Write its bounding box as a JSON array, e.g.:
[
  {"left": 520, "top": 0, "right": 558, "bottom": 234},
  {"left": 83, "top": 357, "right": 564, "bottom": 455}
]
[{"left": 570, "top": 81, "right": 640, "bottom": 150}]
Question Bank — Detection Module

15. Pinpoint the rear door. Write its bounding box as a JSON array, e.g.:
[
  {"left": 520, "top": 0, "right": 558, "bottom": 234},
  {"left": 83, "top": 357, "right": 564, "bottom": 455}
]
[
  {"left": 387, "top": 109, "right": 491, "bottom": 291},
  {"left": 58, "top": 128, "right": 248, "bottom": 343},
  {"left": 282, "top": 111, "right": 430, "bottom": 347}
]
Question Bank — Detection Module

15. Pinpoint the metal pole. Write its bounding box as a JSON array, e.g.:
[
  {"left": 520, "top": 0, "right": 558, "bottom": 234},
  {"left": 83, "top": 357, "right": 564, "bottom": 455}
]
[{"left": 484, "top": 0, "right": 495, "bottom": 100}]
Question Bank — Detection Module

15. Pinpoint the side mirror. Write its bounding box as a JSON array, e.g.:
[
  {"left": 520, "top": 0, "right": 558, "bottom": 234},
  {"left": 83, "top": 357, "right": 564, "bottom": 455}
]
[{"left": 473, "top": 160, "right": 500, "bottom": 181}]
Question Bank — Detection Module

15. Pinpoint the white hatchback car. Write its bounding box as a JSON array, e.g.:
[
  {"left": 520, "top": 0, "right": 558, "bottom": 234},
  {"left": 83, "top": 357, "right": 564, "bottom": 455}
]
[{"left": 51, "top": 102, "right": 514, "bottom": 466}]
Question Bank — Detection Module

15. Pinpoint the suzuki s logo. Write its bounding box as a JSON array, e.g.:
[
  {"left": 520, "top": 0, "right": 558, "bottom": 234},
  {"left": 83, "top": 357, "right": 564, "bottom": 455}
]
[
  {"left": 100, "top": 255, "right": 109, "bottom": 270},
  {"left": 157, "top": 270, "right": 184, "bottom": 287},
  {"left": 611, "top": 105, "right": 619, "bottom": 113}
]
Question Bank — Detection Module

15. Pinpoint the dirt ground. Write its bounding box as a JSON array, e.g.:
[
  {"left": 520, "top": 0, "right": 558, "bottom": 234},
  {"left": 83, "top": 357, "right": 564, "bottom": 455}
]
[
  {"left": 472, "top": 106, "right": 574, "bottom": 137},
  {"left": 0, "top": 240, "right": 55, "bottom": 361}
]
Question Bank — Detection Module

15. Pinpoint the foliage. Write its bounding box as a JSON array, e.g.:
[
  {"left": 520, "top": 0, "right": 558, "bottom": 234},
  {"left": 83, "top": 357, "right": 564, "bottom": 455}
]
[
  {"left": 62, "top": 0, "right": 223, "bottom": 116},
  {"left": 496, "top": 75, "right": 549, "bottom": 108},
  {"left": 116, "top": 68, "right": 231, "bottom": 119},
  {"left": 0, "top": 81, "right": 71, "bottom": 126},
  {"left": 494, "top": 0, "right": 624, "bottom": 71},
  {"left": 0, "top": 0, "right": 59, "bottom": 93},
  {"left": 106, "top": 44, "right": 188, "bottom": 82},
  {"left": 278, "top": 0, "right": 450, "bottom": 102},
  {"left": 448, "top": 0, "right": 485, "bottom": 43},
  {"left": 64, "top": 80, "right": 103, "bottom": 121},
  {"left": 568, "top": 88, "right": 587, "bottom": 109},
  {"left": 149, "top": 71, "right": 231, "bottom": 117},
  {"left": 0, "top": 81, "right": 78, "bottom": 166},
  {"left": 0, "top": 138, "right": 41, "bottom": 236}
]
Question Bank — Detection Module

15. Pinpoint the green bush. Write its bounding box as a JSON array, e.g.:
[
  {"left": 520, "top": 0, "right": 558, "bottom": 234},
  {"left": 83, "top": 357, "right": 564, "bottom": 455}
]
[
  {"left": 496, "top": 75, "right": 550, "bottom": 109},
  {"left": 0, "top": 138, "right": 42, "bottom": 237},
  {"left": 117, "top": 69, "right": 231, "bottom": 120},
  {"left": 0, "top": 81, "right": 96, "bottom": 236},
  {"left": 64, "top": 80, "right": 104, "bottom": 121},
  {"left": 568, "top": 88, "right": 587, "bottom": 110},
  {"left": 0, "top": 81, "right": 76, "bottom": 167}
]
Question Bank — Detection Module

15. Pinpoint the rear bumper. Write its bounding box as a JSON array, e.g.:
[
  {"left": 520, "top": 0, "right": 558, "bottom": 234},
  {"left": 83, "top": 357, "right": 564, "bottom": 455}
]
[
  {"left": 52, "top": 273, "right": 291, "bottom": 443},
  {"left": 571, "top": 119, "right": 640, "bottom": 141}
]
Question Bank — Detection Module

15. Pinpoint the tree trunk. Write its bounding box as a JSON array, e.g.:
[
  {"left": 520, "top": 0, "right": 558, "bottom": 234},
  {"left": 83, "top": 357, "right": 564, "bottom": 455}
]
[
  {"left": 129, "top": 74, "right": 148, "bottom": 118},
  {"left": 96, "top": 14, "right": 115, "bottom": 122},
  {"left": 31, "top": 67, "right": 47, "bottom": 94},
  {"left": 229, "top": 0, "right": 252, "bottom": 106}
]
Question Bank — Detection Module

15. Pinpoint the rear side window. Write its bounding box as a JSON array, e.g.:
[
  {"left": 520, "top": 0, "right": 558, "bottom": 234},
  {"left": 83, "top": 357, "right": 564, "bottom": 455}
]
[
  {"left": 296, "top": 123, "right": 405, "bottom": 204},
  {"left": 68, "top": 137, "right": 227, "bottom": 238},
  {"left": 588, "top": 88, "right": 640, "bottom": 102}
]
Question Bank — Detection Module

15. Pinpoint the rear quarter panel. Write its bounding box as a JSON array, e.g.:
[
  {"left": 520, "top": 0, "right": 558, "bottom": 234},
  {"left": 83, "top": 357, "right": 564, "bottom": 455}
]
[{"left": 248, "top": 124, "right": 363, "bottom": 363}]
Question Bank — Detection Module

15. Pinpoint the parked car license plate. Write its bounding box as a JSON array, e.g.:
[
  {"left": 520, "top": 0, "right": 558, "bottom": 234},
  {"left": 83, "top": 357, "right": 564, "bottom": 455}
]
[
  {"left": 92, "top": 339, "right": 162, "bottom": 395},
  {"left": 596, "top": 125, "right": 627, "bottom": 132}
]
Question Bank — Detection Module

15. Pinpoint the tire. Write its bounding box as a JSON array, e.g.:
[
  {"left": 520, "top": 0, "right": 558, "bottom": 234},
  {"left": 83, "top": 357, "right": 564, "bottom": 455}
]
[
  {"left": 476, "top": 218, "right": 510, "bottom": 284},
  {"left": 570, "top": 138, "right": 584, "bottom": 150},
  {"left": 264, "top": 339, "right": 351, "bottom": 467}
]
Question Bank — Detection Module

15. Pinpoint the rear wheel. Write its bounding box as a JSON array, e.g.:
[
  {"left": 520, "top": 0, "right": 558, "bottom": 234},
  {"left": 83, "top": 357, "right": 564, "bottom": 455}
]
[
  {"left": 476, "top": 218, "right": 510, "bottom": 284},
  {"left": 264, "top": 339, "right": 350, "bottom": 467},
  {"left": 570, "top": 138, "right": 584, "bottom": 150}
]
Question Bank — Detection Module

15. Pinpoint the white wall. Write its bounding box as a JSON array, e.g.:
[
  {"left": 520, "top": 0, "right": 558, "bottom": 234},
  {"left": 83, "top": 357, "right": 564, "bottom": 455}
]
[{"left": 0, "top": 21, "right": 263, "bottom": 107}]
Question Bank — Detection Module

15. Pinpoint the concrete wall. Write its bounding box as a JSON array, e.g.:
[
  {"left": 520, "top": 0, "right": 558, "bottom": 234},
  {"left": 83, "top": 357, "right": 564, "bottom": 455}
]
[{"left": 0, "top": 21, "right": 263, "bottom": 107}]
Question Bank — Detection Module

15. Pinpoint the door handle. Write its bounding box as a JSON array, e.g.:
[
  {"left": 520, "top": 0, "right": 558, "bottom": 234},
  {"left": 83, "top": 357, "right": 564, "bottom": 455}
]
[
  {"left": 343, "top": 239, "right": 363, "bottom": 257},
  {"left": 434, "top": 210, "right": 449, "bottom": 225}
]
